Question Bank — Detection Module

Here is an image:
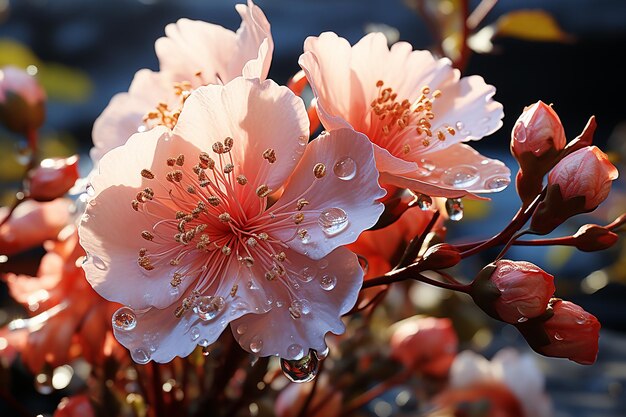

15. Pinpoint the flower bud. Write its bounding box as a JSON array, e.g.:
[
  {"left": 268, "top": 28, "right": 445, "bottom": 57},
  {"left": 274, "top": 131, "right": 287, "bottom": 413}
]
[
  {"left": 530, "top": 146, "right": 618, "bottom": 234},
  {"left": 471, "top": 260, "right": 555, "bottom": 324},
  {"left": 0, "top": 66, "right": 46, "bottom": 135},
  {"left": 572, "top": 224, "right": 618, "bottom": 252},
  {"left": 27, "top": 155, "right": 80, "bottom": 202},
  {"left": 389, "top": 316, "right": 458, "bottom": 377},
  {"left": 518, "top": 299, "right": 600, "bottom": 365},
  {"left": 420, "top": 243, "right": 461, "bottom": 271},
  {"left": 511, "top": 101, "right": 566, "bottom": 160}
]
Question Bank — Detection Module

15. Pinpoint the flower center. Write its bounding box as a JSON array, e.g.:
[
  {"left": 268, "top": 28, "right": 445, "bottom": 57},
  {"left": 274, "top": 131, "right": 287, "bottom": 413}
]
[
  {"left": 370, "top": 80, "right": 456, "bottom": 156},
  {"left": 131, "top": 136, "right": 335, "bottom": 320}
]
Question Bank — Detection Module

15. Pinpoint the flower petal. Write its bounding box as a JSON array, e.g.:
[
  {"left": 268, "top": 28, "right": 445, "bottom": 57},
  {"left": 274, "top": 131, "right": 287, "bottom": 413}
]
[
  {"left": 232, "top": 0, "right": 273, "bottom": 80},
  {"left": 380, "top": 143, "right": 510, "bottom": 198},
  {"left": 270, "top": 128, "right": 385, "bottom": 260},
  {"left": 173, "top": 77, "right": 309, "bottom": 193},
  {"left": 80, "top": 126, "right": 204, "bottom": 310},
  {"left": 230, "top": 246, "right": 361, "bottom": 358}
]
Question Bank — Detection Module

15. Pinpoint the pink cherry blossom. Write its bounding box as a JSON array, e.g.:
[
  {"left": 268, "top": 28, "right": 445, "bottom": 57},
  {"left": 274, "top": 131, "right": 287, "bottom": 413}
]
[
  {"left": 90, "top": 0, "right": 272, "bottom": 163},
  {"left": 79, "top": 77, "right": 385, "bottom": 363},
  {"left": 299, "top": 32, "right": 509, "bottom": 198}
]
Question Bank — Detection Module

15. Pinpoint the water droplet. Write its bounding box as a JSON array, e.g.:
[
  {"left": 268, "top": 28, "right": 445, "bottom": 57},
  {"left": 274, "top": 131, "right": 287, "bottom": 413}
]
[
  {"left": 317, "top": 346, "right": 330, "bottom": 359},
  {"left": 318, "top": 259, "right": 329, "bottom": 269},
  {"left": 333, "top": 156, "right": 357, "bottom": 180},
  {"left": 289, "top": 299, "right": 311, "bottom": 319},
  {"left": 445, "top": 198, "right": 464, "bottom": 221},
  {"left": 554, "top": 332, "right": 563, "bottom": 341},
  {"left": 455, "top": 121, "right": 465, "bottom": 130},
  {"left": 318, "top": 207, "right": 349, "bottom": 236},
  {"left": 287, "top": 343, "right": 304, "bottom": 360},
  {"left": 513, "top": 121, "right": 527, "bottom": 143},
  {"left": 112, "top": 307, "right": 137, "bottom": 331},
  {"left": 190, "top": 327, "right": 200, "bottom": 341},
  {"left": 417, "top": 159, "right": 436, "bottom": 176},
  {"left": 280, "top": 349, "right": 320, "bottom": 383},
  {"left": 202, "top": 346, "right": 210, "bottom": 356},
  {"left": 250, "top": 336, "right": 263, "bottom": 353},
  {"left": 299, "top": 266, "right": 316, "bottom": 282},
  {"left": 237, "top": 324, "right": 248, "bottom": 335},
  {"left": 485, "top": 176, "right": 510, "bottom": 192},
  {"left": 441, "top": 165, "right": 480, "bottom": 188},
  {"left": 576, "top": 316, "right": 587, "bottom": 325},
  {"left": 199, "top": 338, "right": 210, "bottom": 347},
  {"left": 193, "top": 296, "right": 225, "bottom": 321},
  {"left": 415, "top": 193, "right": 432, "bottom": 210},
  {"left": 91, "top": 255, "right": 107, "bottom": 271},
  {"left": 320, "top": 274, "right": 337, "bottom": 291},
  {"left": 131, "top": 348, "right": 151, "bottom": 364},
  {"left": 275, "top": 300, "right": 284, "bottom": 308},
  {"left": 517, "top": 317, "right": 528, "bottom": 323},
  {"left": 169, "top": 286, "right": 180, "bottom": 296},
  {"left": 86, "top": 183, "right": 95, "bottom": 196},
  {"left": 298, "top": 135, "right": 308, "bottom": 146}
]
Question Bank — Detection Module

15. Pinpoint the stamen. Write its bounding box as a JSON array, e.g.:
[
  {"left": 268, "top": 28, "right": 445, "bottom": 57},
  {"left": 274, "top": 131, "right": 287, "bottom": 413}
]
[
  {"left": 293, "top": 213, "right": 304, "bottom": 224},
  {"left": 221, "top": 245, "right": 232, "bottom": 255},
  {"left": 176, "top": 154, "right": 185, "bottom": 166},
  {"left": 236, "top": 175, "right": 248, "bottom": 185},
  {"left": 256, "top": 185, "right": 271, "bottom": 198},
  {"left": 141, "top": 231, "right": 154, "bottom": 241},
  {"left": 212, "top": 142, "right": 225, "bottom": 154},
  {"left": 313, "top": 163, "right": 326, "bottom": 178},
  {"left": 224, "top": 137, "right": 234, "bottom": 151},
  {"left": 218, "top": 213, "right": 231, "bottom": 223},
  {"left": 141, "top": 169, "right": 155, "bottom": 179},
  {"left": 296, "top": 198, "right": 309, "bottom": 211},
  {"left": 230, "top": 285, "right": 238, "bottom": 297},
  {"left": 167, "top": 158, "right": 176, "bottom": 167},
  {"left": 262, "top": 148, "right": 277, "bottom": 163},
  {"left": 223, "top": 163, "right": 234, "bottom": 174}
]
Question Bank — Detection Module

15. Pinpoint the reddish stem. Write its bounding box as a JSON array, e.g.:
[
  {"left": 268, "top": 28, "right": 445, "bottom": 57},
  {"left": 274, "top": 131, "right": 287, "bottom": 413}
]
[
  {"left": 361, "top": 263, "right": 470, "bottom": 293},
  {"left": 342, "top": 368, "right": 413, "bottom": 415}
]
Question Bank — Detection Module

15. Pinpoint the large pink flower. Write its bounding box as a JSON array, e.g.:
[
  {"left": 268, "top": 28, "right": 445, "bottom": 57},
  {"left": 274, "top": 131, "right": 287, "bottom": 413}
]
[
  {"left": 79, "top": 77, "right": 385, "bottom": 363},
  {"left": 299, "top": 32, "right": 510, "bottom": 198},
  {"left": 90, "top": 0, "right": 272, "bottom": 163}
]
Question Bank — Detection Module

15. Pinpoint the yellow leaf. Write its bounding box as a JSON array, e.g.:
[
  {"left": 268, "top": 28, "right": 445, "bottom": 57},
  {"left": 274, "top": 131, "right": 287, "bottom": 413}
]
[{"left": 495, "top": 10, "right": 573, "bottom": 42}]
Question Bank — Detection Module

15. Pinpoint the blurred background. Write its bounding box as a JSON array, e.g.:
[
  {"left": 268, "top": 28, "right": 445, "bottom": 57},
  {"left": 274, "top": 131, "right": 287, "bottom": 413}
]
[{"left": 1, "top": 0, "right": 626, "bottom": 416}]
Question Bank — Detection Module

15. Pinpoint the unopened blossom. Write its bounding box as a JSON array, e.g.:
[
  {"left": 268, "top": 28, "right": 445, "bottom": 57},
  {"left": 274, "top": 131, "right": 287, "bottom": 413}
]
[
  {"left": 389, "top": 316, "right": 458, "bottom": 377},
  {"left": 438, "top": 349, "right": 552, "bottom": 417},
  {"left": 27, "top": 155, "right": 80, "bottom": 202},
  {"left": 471, "top": 260, "right": 555, "bottom": 324},
  {"left": 90, "top": 0, "right": 272, "bottom": 163},
  {"left": 0, "top": 65, "right": 46, "bottom": 135},
  {"left": 572, "top": 224, "right": 618, "bottom": 252},
  {"left": 0, "top": 199, "right": 72, "bottom": 256},
  {"left": 1, "top": 230, "right": 123, "bottom": 372},
  {"left": 531, "top": 146, "right": 618, "bottom": 234},
  {"left": 79, "top": 77, "right": 385, "bottom": 363},
  {"left": 299, "top": 32, "right": 510, "bottom": 198},
  {"left": 520, "top": 299, "right": 600, "bottom": 365},
  {"left": 511, "top": 101, "right": 566, "bottom": 161}
]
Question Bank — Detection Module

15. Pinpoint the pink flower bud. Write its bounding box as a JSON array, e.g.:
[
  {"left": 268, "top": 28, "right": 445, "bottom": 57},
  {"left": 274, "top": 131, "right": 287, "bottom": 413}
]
[
  {"left": 523, "top": 299, "right": 600, "bottom": 365},
  {"left": 0, "top": 66, "right": 46, "bottom": 134},
  {"left": 572, "top": 224, "right": 618, "bottom": 252},
  {"left": 548, "top": 146, "right": 618, "bottom": 210},
  {"left": 471, "top": 260, "right": 555, "bottom": 324},
  {"left": 27, "top": 155, "right": 80, "bottom": 202},
  {"left": 511, "top": 101, "right": 566, "bottom": 159},
  {"left": 530, "top": 146, "right": 618, "bottom": 234},
  {"left": 420, "top": 243, "right": 461, "bottom": 271},
  {"left": 389, "top": 316, "right": 458, "bottom": 377}
]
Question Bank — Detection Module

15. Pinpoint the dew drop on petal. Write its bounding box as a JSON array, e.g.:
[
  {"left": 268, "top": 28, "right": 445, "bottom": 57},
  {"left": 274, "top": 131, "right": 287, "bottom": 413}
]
[
  {"left": 318, "top": 259, "right": 329, "bottom": 269},
  {"left": 514, "top": 121, "right": 527, "bottom": 143},
  {"left": 320, "top": 274, "right": 337, "bottom": 291},
  {"left": 199, "top": 338, "right": 210, "bottom": 347},
  {"left": 112, "top": 307, "right": 137, "bottom": 331},
  {"left": 455, "top": 121, "right": 465, "bottom": 130},
  {"left": 131, "top": 348, "right": 151, "bottom": 364},
  {"left": 250, "top": 336, "right": 263, "bottom": 353},
  {"left": 445, "top": 198, "right": 464, "bottom": 221},
  {"left": 318, "top": 208, "right": 349, "bottom": 236},
  {"left": 280, "top": 349, "right": 320, "bottom": 383},
  {"left": 554, "top": 332, "right": 564, "bottom": 341},
  {"left": 289, "top": 299, "right": 311, "bottom": 319},
  {"left": 333, "top": 156, "right": 357, "bottom": 180},
  {"left": 298, "top": 135, "right": 308, "bottom": 146},
  {"left": 485, "top": 176, "right": 510, "bottom": 192},
  {"left": 287, "top": 343, "right": 304, "bottom": 360},
  {"left": 86, "top": 183, "right": 95, "bottom": 196},
  {"left": 576, "top": 316, "right": 587, "bottom": 325},
  {"left": 317, "top": 347, "right": 330, "bottom": 359},
  {"left": 417, "top": 159, "right": 436, "bottom": 177},
  {"left": 517, "top": 316, "right": 528, "bottom": 323},
  {"left": 190, "top": 327, "right": 200, "bottom": 341},
  {"left": 441, "top": 165, "right": 480, "bottom": 188},
  {"left": 202, "top": 346, "right": 210, "bottom": 356},
  {"left": 91, "top": 255, "right": 107, "bottom": 271},
  {"left": 237, "top": 324, "right": 247, "bottom": 335},
  {"left": 299, "top": 266, "right": 316, "bottom": 282},
  {"left": 194, "top": 296, "right": 225, "bottom": 321}
]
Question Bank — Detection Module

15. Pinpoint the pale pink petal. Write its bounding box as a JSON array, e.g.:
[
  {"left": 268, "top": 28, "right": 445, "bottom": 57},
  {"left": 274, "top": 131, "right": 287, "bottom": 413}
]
[
  {"left": 156, "top": 19, "right": 236, "bottom": 84},
  {"left": 231, "top": 1, "right": 273, "bottom": 80},
  {"left": 230, "top": 246, "right": 361, "bottom": 358},
  {"left": 80, "top": 126, "right": 203, "bottom": 310},
  {"left": 173, "top": 77, "right": 309, "bottom": 193},
  {"left": 90, "top": 69, "right": 174, "bottom": 163},
  {"left": 380, "top": 143, "right": 510, "bottom": 198},
  {"left": 270, "top": 128, "right": 385, "bottom": 260},
  {"left": 114, "top": 261, "right": 269, "bottom": 363}
]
